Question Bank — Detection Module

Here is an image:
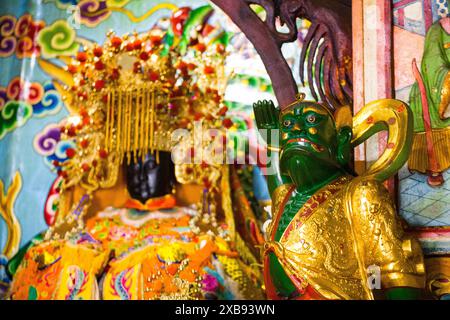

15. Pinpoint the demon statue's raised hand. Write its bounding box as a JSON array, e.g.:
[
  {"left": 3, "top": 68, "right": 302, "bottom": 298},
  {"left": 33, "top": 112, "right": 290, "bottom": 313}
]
[{"left": 254, "top": 97, "right": 426, "bottom": 300}]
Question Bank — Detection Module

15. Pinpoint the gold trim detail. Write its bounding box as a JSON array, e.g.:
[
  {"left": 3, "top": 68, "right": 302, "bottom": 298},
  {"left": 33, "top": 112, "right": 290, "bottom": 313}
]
[
  {"left": 282, "top": 93, "right": 306, "bottom": 110},
  {"left": 381, "top": 272, "right": 426, "bottom": 289},
  {"left": 438, "top": 71, "right": 450, "bottom": 119},
  {"left": 351, "top": 99, "right": 412, "bottom": 182},
  {"left": 425, "top": 257, "right": 450, "bottom": 299},
  {"left": 0, "top": 171, "right": 22, "bottom": 259},
  {"left": 409, "top": 127, "right": 450, "bottom": 173},
  {"left": 221, "top": 166, "right": 235, "bottom": 238}
]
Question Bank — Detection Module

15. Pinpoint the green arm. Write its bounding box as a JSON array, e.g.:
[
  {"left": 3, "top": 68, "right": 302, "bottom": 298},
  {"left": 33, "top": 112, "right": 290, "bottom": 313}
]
[{"left": 253, "top": 100, "right": 291, "bottom": 195}]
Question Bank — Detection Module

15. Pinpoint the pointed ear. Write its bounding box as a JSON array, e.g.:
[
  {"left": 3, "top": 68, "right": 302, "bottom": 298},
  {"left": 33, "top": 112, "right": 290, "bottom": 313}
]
[{"left": 336, "top": 126, "right": 352, "bottom": 166}]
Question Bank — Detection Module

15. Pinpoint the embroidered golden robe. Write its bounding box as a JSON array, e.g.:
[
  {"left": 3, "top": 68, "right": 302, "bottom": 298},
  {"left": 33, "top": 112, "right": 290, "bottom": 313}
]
[{"left": 264, "top": 176, "right": 425, "bottom": 300}]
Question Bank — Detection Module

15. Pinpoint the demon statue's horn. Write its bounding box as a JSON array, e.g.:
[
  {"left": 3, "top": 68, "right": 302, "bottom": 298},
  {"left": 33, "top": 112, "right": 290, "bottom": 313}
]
[
  {"left": 351, "top": 99, "right": 413, "bottom": 182},
  {"left": 210, "top": 0, "right": 352, "bottom": 110}
]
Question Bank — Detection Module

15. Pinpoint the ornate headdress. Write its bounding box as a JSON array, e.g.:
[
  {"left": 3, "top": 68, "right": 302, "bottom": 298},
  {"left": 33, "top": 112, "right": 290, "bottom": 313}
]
[
  {"left": 46, "top": 29, "right": 230, "bottom": 194},
  {"left": 35, "top": 22, "right": 238, "bottom": 240}
]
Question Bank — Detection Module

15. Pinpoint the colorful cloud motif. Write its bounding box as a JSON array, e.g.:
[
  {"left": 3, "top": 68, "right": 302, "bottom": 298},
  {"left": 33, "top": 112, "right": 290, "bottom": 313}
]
[
  {"left": 78, "top": 0, "right": 130, "bottom": 27},
  {"left": 0, "top": 78, "right": 63, "bottom": 140},
  {"left": 0, "top": 101, "right": 33, "bottom": 140},
  {"left": 49, "top": 0, "right": 121, "bottom": 27},
  {"left": 34, "top": 122, "right": 76, "bottom": 171},
  {"left": 4, "top": 77, "right": 44, "bottom": 105},
  {"left": 0, "top": 14, "right": 45, "bottom": 58},
  {"left": 50, "top": 0, "right": 163, "bottom": 27},
  {"left": 0, "top": 254, "right": 10, "bottom": 295},
  {"left": 51, "top": 0, "right": 131, "bottom": 10},
  {"left": 32, "top": 82, "right": 63, "bottom": 117},
  {"left": 53, "top": 0, "right": 79, "bottom": 8},
  {"left": 0, "top": 15, "right": 17, "bottom": 58},
  {"left": 37, "top": 20, "right": 79, "bottom": 58},
  {"left": 34, "top": 123, "right": 61, "bottom": 157}
]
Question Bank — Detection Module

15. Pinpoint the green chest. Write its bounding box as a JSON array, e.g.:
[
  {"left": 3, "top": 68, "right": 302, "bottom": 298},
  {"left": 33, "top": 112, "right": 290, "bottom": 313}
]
[{"left": 269, "top": 191, "right": 310, "bottom": 298}]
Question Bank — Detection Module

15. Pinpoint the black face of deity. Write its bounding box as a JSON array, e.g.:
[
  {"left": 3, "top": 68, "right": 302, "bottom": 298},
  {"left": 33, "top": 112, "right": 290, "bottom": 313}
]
[{"left": 126, "top": 151, "right": 176, "bottom": 204}]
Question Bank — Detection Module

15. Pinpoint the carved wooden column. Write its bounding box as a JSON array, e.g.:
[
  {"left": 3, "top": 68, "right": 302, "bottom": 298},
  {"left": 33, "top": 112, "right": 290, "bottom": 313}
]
[
  {"left": 352, "top": 0, "right": 396, "bottom": 194},
  {"left": 352, "top": 0, "right": 366, "bottom": 174}
]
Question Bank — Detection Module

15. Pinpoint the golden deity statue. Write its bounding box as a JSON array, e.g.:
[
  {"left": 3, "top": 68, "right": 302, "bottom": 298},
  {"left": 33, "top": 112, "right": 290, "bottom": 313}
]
[
  {"left": 6, "top": 28, "right": 264, "bottom": 300},
  {"left": 254, "top": 97, "right": 426, "bottom": 300}
]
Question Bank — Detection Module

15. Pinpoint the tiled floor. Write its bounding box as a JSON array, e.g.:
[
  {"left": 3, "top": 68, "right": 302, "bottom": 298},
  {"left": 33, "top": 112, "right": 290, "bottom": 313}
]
[{"left": 399, "top": 166, "right": 450, "bottom": 227}]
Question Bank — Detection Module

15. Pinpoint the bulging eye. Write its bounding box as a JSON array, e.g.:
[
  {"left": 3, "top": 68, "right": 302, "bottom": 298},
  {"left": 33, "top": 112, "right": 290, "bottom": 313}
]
[
  {"left": 306, "top": 114, "right": 316, "bottom": 124},
  {"left": 283, "top": 119, "right": 292, "bottom": 127}
]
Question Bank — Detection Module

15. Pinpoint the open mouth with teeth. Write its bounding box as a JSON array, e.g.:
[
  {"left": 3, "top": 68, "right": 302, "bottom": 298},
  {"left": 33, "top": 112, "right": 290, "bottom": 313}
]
[{"left": 285, "top": 137, "right": 325, "bottom": 152}]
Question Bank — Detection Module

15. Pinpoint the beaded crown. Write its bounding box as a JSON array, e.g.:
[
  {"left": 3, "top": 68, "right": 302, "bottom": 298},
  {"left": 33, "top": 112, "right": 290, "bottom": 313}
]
[{"left": 44, "top": 28, "right": 230, "bottom": 192}]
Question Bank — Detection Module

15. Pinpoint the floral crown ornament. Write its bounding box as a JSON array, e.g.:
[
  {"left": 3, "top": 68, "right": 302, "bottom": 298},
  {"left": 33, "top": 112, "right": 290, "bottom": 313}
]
[{"left": 54, "top": 29, "right": 230, "bottom": 191}]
